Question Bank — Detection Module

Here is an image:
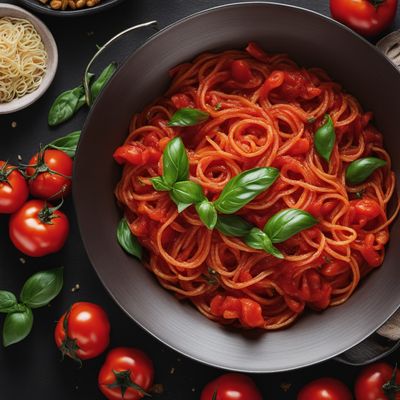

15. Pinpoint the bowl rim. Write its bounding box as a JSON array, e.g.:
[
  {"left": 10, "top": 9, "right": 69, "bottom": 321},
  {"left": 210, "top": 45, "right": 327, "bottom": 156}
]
[
  {"left": 18, "top": 0, "right": 126, "bottom": 17},
  {"left": 0, "top": 4, "right": 58, "bottom": 114},
  {"left": 75, "top": 1, "right": 400, "bottom": 373}
]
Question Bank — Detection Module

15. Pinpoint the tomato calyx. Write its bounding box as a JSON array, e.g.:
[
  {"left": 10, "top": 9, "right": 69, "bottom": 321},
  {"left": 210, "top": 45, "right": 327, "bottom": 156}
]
[
  {"left": 58, "top": 308, "right": 82, "bottom": 366},
  {"left": 0, "top": 161, "right": 17, "bottom": 185},
  {"left": 382, "top": 364, "right": 400, "bottom": 400},
  {"left": 369, "top": 0, "right": 385, "bottom": 7},
  {"left": 38, "top": 200, "right": 63, "bottom": 225},
  {"left": 106, "top": 369, "right": 151, "bottom": 398}
]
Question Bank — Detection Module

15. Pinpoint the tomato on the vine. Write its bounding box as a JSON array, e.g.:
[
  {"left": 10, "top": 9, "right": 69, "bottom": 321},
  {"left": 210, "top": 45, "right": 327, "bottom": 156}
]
[
  {"left": 200, "top": 373, "right": 262, "bottom": 400},
  {"left": 297, "top": 377, "right": 352, "bottom": 400},
  {"left": 55, "top": 302, "right": 110, "bottom": 362},
  {"left": 98, "top": 347, "right": 154, "bottom": 400},
  {"left": 355, "top": 362, "right": 400, "bottom": 400},
  {"left": 26, "top": 149, "right": 73, "bottom": 200},
  {"left": 0, "top": 161, "right": 28, "bottom": 214},
  {"left": 330, "top": 0, "right": 398, "bottom": 37},
  {"left": 9, "top": 199, "right": 69, "bottom": 257}
]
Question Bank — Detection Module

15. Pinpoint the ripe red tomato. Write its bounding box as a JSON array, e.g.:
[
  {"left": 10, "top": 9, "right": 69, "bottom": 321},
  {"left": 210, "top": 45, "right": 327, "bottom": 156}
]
[
  {"left": 231, "top": 60, "right": 253, "bottom": 83},
  {"left": 200, "top": 373, "right": 262, "bottom": 400},
  {"left": 98, "top": 347, "right": 154, "bottom": 400},
  {"left": 0, "top": 161, "right": 28, "bottom": 214},
  {"left": 54, "top": 302, "right": 110, "bottom": 361},
  {"left": 355, "top": 362, "right": 400, "bottom": 400},
  {"left": 330, "top": 0, "right": 398, "bottom": 37},
  {"left": 297, "top": 378, "right": 352, "bottom": 400},
  {"left": 9, "top": 199, "right": 69, "bottom": 257},
  {"left": 26, "top": 149, "right": 73, "bottom": 200},
  {"left": 113, "top": 144, "right": 161, "bottom": 166}
]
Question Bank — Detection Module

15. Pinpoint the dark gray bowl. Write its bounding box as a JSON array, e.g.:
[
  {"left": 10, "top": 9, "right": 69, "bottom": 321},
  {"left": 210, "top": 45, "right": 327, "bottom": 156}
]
[
  {"left": 18, "top": 0, "right": 126, "bottom": 16},
  {"left": 74, "top": 2, "right": 400, "bottom": 372}
]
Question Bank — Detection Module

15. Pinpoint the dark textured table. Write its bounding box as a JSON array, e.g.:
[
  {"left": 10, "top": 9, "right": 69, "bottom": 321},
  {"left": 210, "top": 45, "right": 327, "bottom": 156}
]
[{"left": 1, "top": 0, "right": 399, "bottom": 399}]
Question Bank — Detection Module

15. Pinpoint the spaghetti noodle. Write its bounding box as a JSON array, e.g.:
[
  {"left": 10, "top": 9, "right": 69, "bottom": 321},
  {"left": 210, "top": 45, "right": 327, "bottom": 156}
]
[{"left": 114, "top": 42, "right": 398, "bottom": 330}]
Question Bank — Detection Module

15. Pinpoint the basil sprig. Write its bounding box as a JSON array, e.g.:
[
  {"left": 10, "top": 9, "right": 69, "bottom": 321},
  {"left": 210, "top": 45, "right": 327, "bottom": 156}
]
[
  {"left": 48, "top": 130, "right": 81, "bottom": 158},
  {"left": 90, "top": 62, "right": 117, "bottom": 104},
  {"left": 117, "top": 218, "right": 142, "bottom": 260},
  {"left": 168, "top": 108, "right": 210, "bottom": 127},
  {"left": 346, "top": 157, "right": 387, "bottom": 185},
  {"left": 214, "top": 167, "right": 279, "bottom": 214},
  {"left": 0, "top": 268, "right": 63, "bottom": 347},
  {"left": 314, "top": 114, "right": 335, "bottom": 162},
  {"left": 244, "top": 228, "right": 284, "bottom": 259},
  {"left": 196, "top": 200, "right": 218, "bottom": 229},
  {"left": 170, "top": 180, "right": 205, "bottom": 213}
]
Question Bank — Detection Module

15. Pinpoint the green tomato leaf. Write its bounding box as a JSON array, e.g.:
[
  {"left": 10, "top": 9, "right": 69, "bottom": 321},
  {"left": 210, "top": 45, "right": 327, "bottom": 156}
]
[
  {"left": 151, "top": 176, "right": 172, "bottom": 191},
  {"left": 244, "top": 228, "right": 284, "bottom": 259},
  {"left": 48, "top": 85, "right": 85, "bottom": 127},
  {"left": 264, "top": 208, "right": 317, "bottom": 243},
  {"left": 214, "top": 167, "right": 279, "bottom": 214},
  {"left": 162, "top": 137, "right": 189, "bottom": 186},
  {"left": 171, "top": 181, "right": 205, "bottom": 204},
  {"left": 215, "top": 215, "right": 253, "bottom": 237},
  {"left": 3, "top": 307, "right": 33, "bottom": 347},
  {"left": 314, "top": 114, "right": 335, "bottom": 162},
  {"left": 90, "top": 62, "right": 118, "bottom": 104},
  {"left": 168, "top": 108, "right": 209, "bottom": 127},
  {"left": 48, "top": 130, "right": 81, "bottom": 158},
  {"left": 0, "top": 291, "right": 18, "bottom": 313},
  {"left": 20, "top": 267, "right": 64, "bottom": 309},
  {"left": 196, "top": 200, "right": 217, "bottom": 230},
  {"left": 117, "top": 218, "right": 143, "bottom": 260},
  {"left": 346, "top": 157, "right": 387, "bottom": 185}
]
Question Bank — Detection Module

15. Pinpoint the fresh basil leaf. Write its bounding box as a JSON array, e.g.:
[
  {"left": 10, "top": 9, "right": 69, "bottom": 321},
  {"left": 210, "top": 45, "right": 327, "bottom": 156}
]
[
  {"left": 162, "top": 137, "right": 189, "bottom": 186},
  {"left": 48, "top": 85, "right": 85, "bottom": 127},
  {"left": 196, "top": 200, "right": 217, "bottom": 229},
  {"left": 117, "top": 218, "right": 142, "bottom": 260},
  {"left": 314, "top": 114, "right": 335, "bottom": 162},
  {"left": 3, "top": 307, "right": 33, "bottom": 347},
  {"left": 20, "top": 267, "right": 64, "bottom": 309},
  {"left": 0, "top": 291, "right": 17, "bottom": 313},
  {"left": 48, "top": 131, "right": 81, "bottom": 158},
  {"left": 90, "top": 62, "right": 117, "bottom": 104},
  {"left": 215, "top": 215, "right": 253, "bottom": 237},
  {"left": 244, "top": 228, "right": 283, "bottom": 259},
  {"left": 214, "top": 167, "right": 279, "bottom": 214},
  {"left": 76, "top": 73, "right": 94, "bottom": 110},
  {"left": 264, "top": 209, "right": 317, "bottom": 243},
  {"left": 151, "top": 176, "right": 172, "bottom": 191},
  {"left": 168, "top": 108, "right": 209, "bottom": 127},
  {"left": 176, "top": 202, "right": 192, "bottom": 213},
  {"left": 171, "top": 181, "right": 205, "bottom": 204},
  {"left": 346, "top": 157, "right": 387, "bottom": 185}
]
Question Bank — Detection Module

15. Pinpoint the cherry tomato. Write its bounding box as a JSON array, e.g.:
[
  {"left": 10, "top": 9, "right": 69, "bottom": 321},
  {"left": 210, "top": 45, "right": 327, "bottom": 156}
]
[
  {"left": 0, "top": 161, "right": 28, "bottom": 214},
  {"left": 200, "top": 373, "right": 262, "bottom": 400},
  {"left": 231, "top": 60, "right": 253, "bottom": 83},
  {"left": 26, "top": 149, "right": 73, "bottom": 200},
  {"left": 355, "top": 362, "right": 400, "bottom": 400},
  {"left": 98, "top": 347, "right": 154, "bottom": 400},
  {"left": 113, "top": 144, "right": 161, "bottom": 166},
  {"left": 55, "top": 302, "right": 110, "bottom": 361},
  {"left": 9, "top": 199, "right": 69, "bottom": 257},
  {"left": 330, "top": 0, "right": 398, "bottom": 37},
  {"left": 297, "top": 378, "right": 352, "bottom": 400}
]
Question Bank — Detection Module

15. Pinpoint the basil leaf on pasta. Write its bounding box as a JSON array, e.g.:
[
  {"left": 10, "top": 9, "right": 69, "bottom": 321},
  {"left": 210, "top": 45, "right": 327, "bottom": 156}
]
[
  {"left": 346, "top": 157, "right": 387, "bottom": 185},
  {"left": 215, "top": 215, "right": 253, "bottom": 237},
  {"left": 162, "top": 137, "right": 189, "bottom": 186},
  {"left": 168, "top": 108, "right": 209, "bottom": 127},
  {"left": 151, "top": 176, "right": 171, "bottom": 191},
  {"left": 117, "top": 218, "right": 142, "bottom": 260},
  {"left": 314, "top": 114, "right": 335, "bottom": 162},
  {"left": 244, "top": 228, "right": 283, "bottom": 259},
  {"left": 171, "top": 181, "right": 205, "bottom": 204},
  {"left": 196, "top": 200, "right": 217, "bottom": 230}
]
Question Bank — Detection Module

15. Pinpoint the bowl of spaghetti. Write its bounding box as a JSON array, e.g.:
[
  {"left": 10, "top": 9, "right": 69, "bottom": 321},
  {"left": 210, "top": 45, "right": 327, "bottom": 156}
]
[
  {"left": 0, "top": 4, "right": 58, "bottom": 114},
  {"left": 74, "top": 3, "right": 400, "bottom": 372}
]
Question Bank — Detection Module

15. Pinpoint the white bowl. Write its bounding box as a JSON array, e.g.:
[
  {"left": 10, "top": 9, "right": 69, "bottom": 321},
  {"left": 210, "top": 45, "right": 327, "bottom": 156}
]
[{"left": 0, "top": 4, "right": 58, "bottom": 114}]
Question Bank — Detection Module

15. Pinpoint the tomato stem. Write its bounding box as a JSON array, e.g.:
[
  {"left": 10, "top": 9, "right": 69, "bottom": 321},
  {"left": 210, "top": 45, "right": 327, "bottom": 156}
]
[
  {"left": 58, "top": 307, "right": 82, "bottom": 367},
  {"left": 212, "top": 389, "right": 218, "bottom": 400},
  {"left": 106, "top": 369, "right": 151, "bottom": 398},
  {"left": 382, "top": 363, "right": 400, "bottom": 400},
  {"left": 0, "top": 161, "right": 18, "bottom": 185},
  {"left": 38, "top": 199, "right": 64, "bottom": 225}
]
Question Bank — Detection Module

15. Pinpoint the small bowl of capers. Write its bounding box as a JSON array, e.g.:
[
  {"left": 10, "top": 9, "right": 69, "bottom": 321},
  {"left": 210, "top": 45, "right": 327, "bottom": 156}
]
[{"left": 18, "top": 0, "right": 127, "bottom": 16}]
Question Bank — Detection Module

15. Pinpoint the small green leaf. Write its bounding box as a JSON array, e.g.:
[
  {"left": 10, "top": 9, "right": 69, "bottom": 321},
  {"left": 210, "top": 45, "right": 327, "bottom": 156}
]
[
  {"left": 314, "top": 114, "right": 335, "bottom": 162},
  {"left": 176, "top": 202, "right": 192, "bottom": 213},
  {"left": 90, "top": 62, "right": 118, "bottom": 104},
  {"left": 48, "top": 131, "right": 81, "bottom": 158},
  {"left": 346, "top": 157, "right": 387, "bottom": 185},
  {"left": 0, "top": 291, "right": 18, "bottom": 313},
  {"left": 20, "top": 267, "right": 64, "bottom": 309},
  {"left": 117, "top": 218, "right": 142, "bottom": 260},
  {"left": 215, "top": 215, "right": 253, "bottom": 237},
  {"left": 196, "top": 200, "right": 217, "bottom": 229},
  {"left": 168, "top": 108, "right": 209, "bottom": 127},
  {"left": 76, "top": 73, "right": 94, "bottom": 110},
  {"left": 215, "top": 103, "right": 222, "bottom": 111},
  {"left": 48, "top": 85, "right": 85, "bottom": 127},
  {"left": 171, "top": 181, "right": 205, "bottom": 204},
  {"left": 264, "top": 209, "right": 317, "bottom": 243},
  {"left": 151, "top": 176, "right": 172, "bottom": 191},
  {"left": 214, "top": 167, "right": 279, "bottom": 214},
  {"left": 162, "top": 137, "right": 189, "bottom": 186},
  {"left": 3, "top": 307, "right": 33, "bottom": 347},
  {"left": 244, "top": 228, "right": 283, "bottom": 258}
]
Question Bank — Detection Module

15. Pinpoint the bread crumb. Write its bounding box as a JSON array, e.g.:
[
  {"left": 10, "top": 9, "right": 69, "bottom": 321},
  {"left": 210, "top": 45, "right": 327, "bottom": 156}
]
[
  {"left": 280, "top": 383, "right": 292, "bottom": 392},
  {"left": 17, "top": 155, "right": 22, "bottom": 161},
  {"left": 192, "top": 388, "right": 196, "bottom": 392},
  {"left": 11, "top": 121, "right": 17, "bottom": 128},
  {"left": 19, "top": 257, "right": 26, "bottom": 264},
  {"left": 170, "top": 367, "right": 175, "bottom": 374},
  {"left": 150, "top": 383, "right": 164, "bottom": 394}
]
